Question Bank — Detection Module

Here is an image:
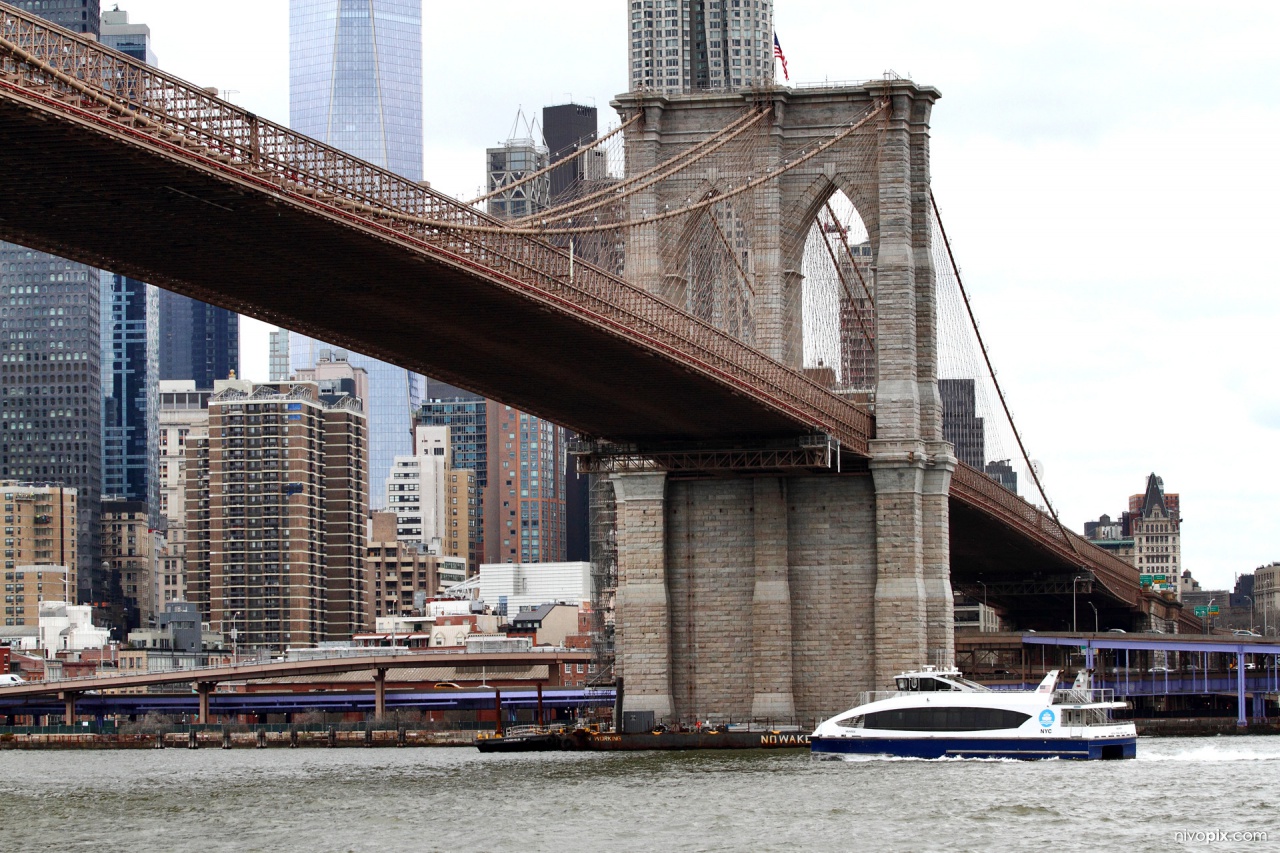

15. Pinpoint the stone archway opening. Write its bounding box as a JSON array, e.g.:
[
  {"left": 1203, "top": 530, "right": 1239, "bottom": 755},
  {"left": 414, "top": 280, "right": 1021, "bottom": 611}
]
[{"left": 800, "top": 190, "right": 874, "bottom": 394}]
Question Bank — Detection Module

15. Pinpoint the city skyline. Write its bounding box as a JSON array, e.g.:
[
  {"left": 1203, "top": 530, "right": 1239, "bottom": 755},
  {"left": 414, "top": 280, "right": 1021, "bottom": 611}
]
[{"left": 11, "top": 1, "right": 1280, "bottom": 589}]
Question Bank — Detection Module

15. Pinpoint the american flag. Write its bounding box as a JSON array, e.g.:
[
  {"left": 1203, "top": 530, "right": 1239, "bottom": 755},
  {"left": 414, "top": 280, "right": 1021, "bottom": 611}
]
[{"left": 773, "top": 34, "right": 789, "bottom": 81}]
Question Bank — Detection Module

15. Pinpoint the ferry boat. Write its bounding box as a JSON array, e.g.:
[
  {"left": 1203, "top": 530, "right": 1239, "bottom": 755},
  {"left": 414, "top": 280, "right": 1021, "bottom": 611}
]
[{"left": 810, "top": 666, "right": 1136, "bottom": 760}]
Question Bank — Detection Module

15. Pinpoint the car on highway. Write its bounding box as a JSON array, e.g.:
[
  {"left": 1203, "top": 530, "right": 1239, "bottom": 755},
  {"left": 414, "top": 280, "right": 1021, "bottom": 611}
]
[{"left": 0, "top": 673, "right": 27, "bottom": 687}]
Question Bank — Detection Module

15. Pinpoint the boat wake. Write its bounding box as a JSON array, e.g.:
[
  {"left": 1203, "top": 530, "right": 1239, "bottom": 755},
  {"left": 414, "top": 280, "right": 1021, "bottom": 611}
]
[{"left": 1140, "top": 745, "right": 1280, "bottom": 762}]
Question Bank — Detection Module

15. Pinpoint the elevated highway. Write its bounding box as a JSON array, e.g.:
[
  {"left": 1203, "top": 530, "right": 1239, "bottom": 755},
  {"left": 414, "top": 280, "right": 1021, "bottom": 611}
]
[{"left": 0, "top": 650, "right": 593, "bottom": 723}]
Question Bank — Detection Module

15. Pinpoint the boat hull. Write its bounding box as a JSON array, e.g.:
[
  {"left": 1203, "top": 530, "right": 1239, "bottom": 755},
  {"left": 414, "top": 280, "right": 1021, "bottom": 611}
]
[
  {"left": 476, "top": 733, "right": 566, "bottom": 753},
  {"left": 476, "top": 730, "right": 812, "bottom": 752},
  {"left": 810, "top": 735, "right": 1136, "bottom": 761}
]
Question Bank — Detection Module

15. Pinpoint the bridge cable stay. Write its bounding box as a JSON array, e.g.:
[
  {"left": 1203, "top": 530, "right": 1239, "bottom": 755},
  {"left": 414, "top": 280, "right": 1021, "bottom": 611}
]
[
  {"left": 813, "top": 206, "right": 874, "bottom": 357},
  {"left": 367, "top": 101, "right": 887, "bottom": 239},
  {"left": 929, "top": 190, "right": 1081, "bottom": 559},
  {"left": 824, "top": 199, "right": 876, "bottom": 312},
  {"left": 508, "top": 106, "right": 771, "bottom": 226},
  {"left": 465, "top": 112, "right": 641, "bottom": 207},
  {"left": 484, "top": 97, "right": 888, "bottom": 382}
]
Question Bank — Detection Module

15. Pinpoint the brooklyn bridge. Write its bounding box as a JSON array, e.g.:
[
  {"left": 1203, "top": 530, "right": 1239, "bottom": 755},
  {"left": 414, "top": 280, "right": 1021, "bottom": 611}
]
[{"left": 0, "top": 4, "right": 1191, "bottom": 722}]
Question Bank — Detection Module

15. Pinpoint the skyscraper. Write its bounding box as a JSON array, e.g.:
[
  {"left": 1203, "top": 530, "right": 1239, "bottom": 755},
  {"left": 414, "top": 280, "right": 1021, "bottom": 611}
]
[
  {"left": 419, "top": 395, "right": 488, "bottom": 569},
  {"left": 542, "top": 103, "right": 601, "bottom": 201},
  {"left": 1130, "top": 473, "right": 1182, "bottom": 596},
  {"left": 157, "top": 290, "right": 239, "bottom": 390},
  {"left": 103, "top": 8, "right": 242, "bottom": 395},
  {"left": 157, "top": 380, "right": 211, "bottom": 609},
  {"left": 99, "top": 7, "right": 155, "bottom": 63},
  {"left": 486, "top": 110, "right": 550, "bottom": 220},
  {"left": 419, "top": 396, "right": 567, "bottom": 567},
  {"left": 290, "top": 0, "right": 423, "bottom": 182},
  {"left": 101, "top": 272, "right": 159, "bottom": 520},
  {"left": 939, "top": 378, "right": 985, "bottom": 470},
  {"left": 2, "top": 2, "right": 103, "bottom": 606},
  {"left": 1, "top": 482, "right": 78, "bottom": 628},
  {"left": 287, "top": 0, "right": 425, "bottom": 511},
  {"left": 268, "top": 328, "right": 291, "bottom": 382},
  {"left": 628, "top": 0, "right": 775, "bottom": 94},
  {"left": 12, "top": 0, "right": 99, "bottom": 35}
]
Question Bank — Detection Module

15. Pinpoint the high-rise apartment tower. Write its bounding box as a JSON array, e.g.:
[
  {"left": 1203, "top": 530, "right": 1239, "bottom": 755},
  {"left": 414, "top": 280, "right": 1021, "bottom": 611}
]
[
  {"left": 628, "top": 0, "right": 775, "bottom": 94},
  {"left": 185, "top": 379, "right": 368, "bottom": 652}
]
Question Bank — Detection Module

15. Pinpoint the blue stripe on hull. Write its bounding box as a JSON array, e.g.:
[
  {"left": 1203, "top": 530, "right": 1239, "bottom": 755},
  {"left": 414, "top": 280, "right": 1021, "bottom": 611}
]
[{"left": 810, "top": 735, "right": 1137, "bottom": 761}]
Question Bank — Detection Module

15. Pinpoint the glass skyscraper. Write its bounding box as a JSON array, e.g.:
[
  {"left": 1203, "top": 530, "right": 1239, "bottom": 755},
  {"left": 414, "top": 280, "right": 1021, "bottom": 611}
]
[
  {"left": 290, "top": 0, "right": 423, "bottom": 181},
  {"left": 101, "top": 273, "right": 159, "bottom": 520},
  {"left": 157, "top": 290, "right": 239, "bottom": 390},
  {"left": 288, "top": 0, "right": 425, "bottom": 510}
]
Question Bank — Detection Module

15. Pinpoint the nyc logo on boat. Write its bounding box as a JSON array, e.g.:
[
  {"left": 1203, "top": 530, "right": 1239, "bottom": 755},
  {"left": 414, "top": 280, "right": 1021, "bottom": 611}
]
[{"left": 1038, "top": 709, "right": 1056, "bottom": 728}]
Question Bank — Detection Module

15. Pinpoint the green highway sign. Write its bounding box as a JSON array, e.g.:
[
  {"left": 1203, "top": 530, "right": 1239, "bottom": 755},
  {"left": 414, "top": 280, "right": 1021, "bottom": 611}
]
[
  {"left": 1210, "top": 605, "right": 1220, "bottom": 615},
  {"left": 1140, "top": 574, "right": 1153, "bottom": 584},
  {"left": 1194, "top": 606, "right": 1208, "bottom": 617}
]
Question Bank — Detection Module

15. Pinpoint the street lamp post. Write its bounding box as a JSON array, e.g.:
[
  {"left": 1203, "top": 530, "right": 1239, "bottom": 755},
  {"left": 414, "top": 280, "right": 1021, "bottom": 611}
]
[
  {"left": 1243, "top": 595, "right": 1254, "bottom": 633},
  {"left": 1204, "top": 597, "right": 1216, "bottom": 635},
  {"left": 1087, "top": 601, "right": 1099, "bottom": 633},
  {"left": 231, "top": 611, "right": 240, "bottom": 665}
]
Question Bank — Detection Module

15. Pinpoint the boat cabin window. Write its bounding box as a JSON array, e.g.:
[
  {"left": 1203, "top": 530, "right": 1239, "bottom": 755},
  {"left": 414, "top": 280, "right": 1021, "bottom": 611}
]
[
  {"left": 895, "top": 676, "right": 957, "bottom": 692},
  {"left": 863, "top": 707, "right": 1031, "bottom": 732},
  {"left": 834, "top": 714, "right": 864, "bottom": 729}
]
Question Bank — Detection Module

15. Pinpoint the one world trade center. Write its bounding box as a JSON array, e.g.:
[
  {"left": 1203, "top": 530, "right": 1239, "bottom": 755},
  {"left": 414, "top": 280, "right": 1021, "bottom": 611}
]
[{"left": 287, "top": 0, "right": 425, "bottom": 509}]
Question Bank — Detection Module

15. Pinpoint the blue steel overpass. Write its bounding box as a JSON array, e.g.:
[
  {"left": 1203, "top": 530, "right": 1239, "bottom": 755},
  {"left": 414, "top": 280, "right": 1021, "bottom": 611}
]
[{"left": 972, "top": 633, "right": 1280, "bottom": 726}]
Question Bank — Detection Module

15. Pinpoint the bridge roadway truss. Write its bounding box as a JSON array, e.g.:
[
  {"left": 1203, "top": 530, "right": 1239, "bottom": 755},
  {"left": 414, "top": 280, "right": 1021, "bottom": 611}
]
[{"left": 0, "top": 5, "right": 1190, "bottom": 720}]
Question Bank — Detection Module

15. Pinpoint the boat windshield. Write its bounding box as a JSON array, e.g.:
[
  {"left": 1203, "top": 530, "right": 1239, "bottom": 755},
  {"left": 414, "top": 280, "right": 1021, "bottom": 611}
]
[
  {"left": 894, "top": 675, "right": 990, "bottom": 692},
  {"left": 896, "top": 676, "right": 954, "bottom": 692}
]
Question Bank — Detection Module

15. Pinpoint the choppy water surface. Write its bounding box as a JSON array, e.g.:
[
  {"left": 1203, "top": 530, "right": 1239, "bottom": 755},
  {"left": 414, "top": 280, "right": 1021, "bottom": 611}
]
[{"left": 2, "top": 736, "right": 1278, "bottom": 852}]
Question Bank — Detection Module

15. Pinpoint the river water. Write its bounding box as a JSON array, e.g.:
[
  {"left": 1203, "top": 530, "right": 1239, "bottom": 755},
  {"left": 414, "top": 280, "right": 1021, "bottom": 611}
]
[{"left": 1, "top": 736, "right": 1277, "bottom": 852}]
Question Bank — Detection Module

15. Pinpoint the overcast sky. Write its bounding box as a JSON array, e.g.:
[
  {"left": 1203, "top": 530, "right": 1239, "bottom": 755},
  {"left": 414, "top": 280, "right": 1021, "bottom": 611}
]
[{"left": 110, "top": 1, "right": 1280, "bottom": 593}]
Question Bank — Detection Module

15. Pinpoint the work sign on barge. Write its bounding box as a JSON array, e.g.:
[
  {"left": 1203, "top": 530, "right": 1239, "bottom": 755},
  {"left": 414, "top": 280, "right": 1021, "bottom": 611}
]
[{"left": 810, "top": 667, "right": 1137, "bottom": 760}]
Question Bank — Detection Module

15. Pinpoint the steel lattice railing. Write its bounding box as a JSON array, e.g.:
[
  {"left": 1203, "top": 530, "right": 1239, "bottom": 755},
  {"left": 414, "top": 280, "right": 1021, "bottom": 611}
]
[
  {"left": 0, "top": 2, "right": 872, "bottom": 453},
  {"left": 951, "top": 464, "right": 1148, "bottom": 607}
]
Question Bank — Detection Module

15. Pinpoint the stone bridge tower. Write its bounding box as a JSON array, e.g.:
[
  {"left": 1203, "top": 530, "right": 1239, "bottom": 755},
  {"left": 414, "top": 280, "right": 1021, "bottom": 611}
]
[{"left": 604, "top": 80, "right": 955, "bottom": 723}]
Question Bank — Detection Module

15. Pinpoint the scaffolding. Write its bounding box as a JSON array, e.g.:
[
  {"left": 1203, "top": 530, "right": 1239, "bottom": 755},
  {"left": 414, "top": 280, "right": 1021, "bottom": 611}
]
[{"left": 587, "top": 475, "right": 617, "bottom": 683}]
